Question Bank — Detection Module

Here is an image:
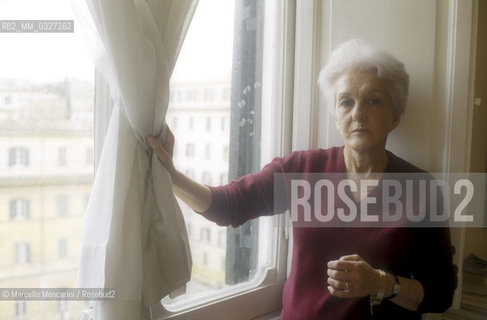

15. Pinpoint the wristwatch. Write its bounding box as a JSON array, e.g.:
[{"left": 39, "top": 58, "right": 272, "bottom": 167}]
[{"left": 385, "top": 274, "right": 401, "bottom": 299}]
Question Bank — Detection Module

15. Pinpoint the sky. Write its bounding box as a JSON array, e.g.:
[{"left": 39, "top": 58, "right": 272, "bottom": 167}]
[
  {"left": 0, "top": 0, "right": 234, "bottom": 84},
  {"left": 0, "top": 0, "right": 94, "bottom": 83}
]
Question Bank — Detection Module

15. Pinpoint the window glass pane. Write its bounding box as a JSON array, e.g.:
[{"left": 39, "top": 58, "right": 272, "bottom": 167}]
[
  {"left": 0, "top": 0, "right": 94, "bottom": 318},
  {"left": 163, "top": 0, "right": 277, "bottom": 310}
]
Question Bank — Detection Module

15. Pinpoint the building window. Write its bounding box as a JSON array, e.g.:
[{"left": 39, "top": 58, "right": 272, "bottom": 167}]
[
  {"left": 218, "top": 231, "right": 226, "bottom": 248},
  {"left": 4, "top": 96, "right": 12, "bottom": 105},
  {"left": 202, "top": 171, "right": 212, "bottom": 185},
  {"left": 206, "top": 116, "right": 212, "bottom": 132},
  {"left": 8, "top": 147, "right": 29, "bottom": 167},
  {"left": 59, "top": 300, "right": 68, "bottom": 314},
  {"left": 187, "top": 89, "right": 198, "bottom": 101},
  {"left": 15, "top": 242, "right": 31, "bottom": 264},
  {"left": 56, "top": 195, "right": 69, "bottom": 216},
  {"left": 86, "top": 147, "right": 94, "bottom": 165},
  {"left": 204, "top": 88, "right": 214, "bottom": 102},
  {"left": 171, "top": 117, "right": 178, "bottom": 130},
  {"left": 219, "top": 173, "right": 228, "bottom": 185},
  {"left": 58, "top": 147, "right": 67, "bottom": 166},
  {"left": 221, "top": 116, "right": 228, "bottom": 132},
  {"left": 202, "top": 252, "right": 208, "bottom": 266},
  {"left": 205, "top": 144, "right": 211, "bottom": 160},
  {"left": 58, "top": 238, "right": 68, "bottom": 259},
  {"left": 15, "top": 301, "right": 27, "bottom": 317},
  {"left": 188, "top": 117, "right": 194, "bottom": 130},
  {"left": 200, "top": 227, "right": 211, "bottom": 243},
  {"left": 223, "top": 145, "right": 229, "bottom": 161},
  {"left": 222, "top": 88, "right": 231, "bottom": 101},
  {"left": 9, "top": 198, "right": 30, "bottom": 220},
  {"left": 185, "top": 143, "right": 195, "bottom": 158}
]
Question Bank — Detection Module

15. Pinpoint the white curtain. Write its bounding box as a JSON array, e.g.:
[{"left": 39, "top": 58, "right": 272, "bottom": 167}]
[{"left": 70, "top": 0, "right": 198, "bottom": 318}]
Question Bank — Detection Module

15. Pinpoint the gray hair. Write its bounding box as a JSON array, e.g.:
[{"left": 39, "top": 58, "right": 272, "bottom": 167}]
[{"left": 318, "top": 39, "right": 409, "bottom": 115}]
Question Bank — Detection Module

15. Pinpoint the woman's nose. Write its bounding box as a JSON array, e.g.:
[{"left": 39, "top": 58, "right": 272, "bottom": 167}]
[{"left": 351, "top": 101, "right": 366, "bottom": 121}]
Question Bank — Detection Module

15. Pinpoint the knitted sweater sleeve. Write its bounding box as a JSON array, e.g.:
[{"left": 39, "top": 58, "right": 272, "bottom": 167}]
[{"left": 200, "top": 151, "right": 310, "bottom": 227}]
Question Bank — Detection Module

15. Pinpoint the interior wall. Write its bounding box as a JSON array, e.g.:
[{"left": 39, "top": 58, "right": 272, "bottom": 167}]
[
  {"left": 464, "top": 0, "right": 487, "bottom": 260},
  {"left": 318, "top": 0, "right": 439, "bottom": 171}
]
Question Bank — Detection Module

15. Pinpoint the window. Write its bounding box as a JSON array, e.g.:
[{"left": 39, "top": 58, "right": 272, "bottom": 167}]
[
  {"left": 223, "top": 145, "right": 229, "bottom": 161},
  {"left": 159, "top": 0, "right": 292, "bottom": 318},
  {"left": 204, "top": 88, "right": 214, "bottom": 102},
  {"left": 56, "top": 195, "right": 69, "bottom": 216},
  {"left": 200, "top": 227, "right": 211, "bottom": 243},
  {"left": 202, "top": 171, "right": 212, "bottom": 185},
  {"left": 205, "top": 116, "right": 212, "bottom": 131},
  {"left": 0, "top": 0, "right": 95, "bottom": 317},
  {"left": 15, "top": 242, "right": 31, "bottom": 264},
  {"left": 221, "top": 116, "right": 228, "bottom": 132},
  {"left": 85, "top": 147, "right": 94, "bottom": 165},
  {"left": 15, "top": 301, "right": 27, "bottom": 317},
  {"left": 8, "top": 147, "right": 29, "bottom": 167},
  {"left": 219, "top": 172, "right": 228, "bottom": 185},
  {"left": 205, "top": 144, "right": 211, "bottom": 160},
  {"left": 187, "top": 89, "right": 198, "bottom": 101},
  {"left": 218, "top": 231, "right": 226, "bottom": 248},
  {"left": 58, "top": 238, "right": 68, "bottom": 259},
  {"left": 58, "top": 147, "right": 67, "bottom": 166},
  {"left": 185, "top": 143, "right": 195, "bottom": 158},
  {"left": 9, "top": 198, "right": 30, "bottom": 220}
]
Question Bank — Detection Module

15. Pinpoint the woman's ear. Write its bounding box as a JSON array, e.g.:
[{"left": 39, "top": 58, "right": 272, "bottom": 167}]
[{"left": 390, "top": 113, "right": 401, "bottom": 131}]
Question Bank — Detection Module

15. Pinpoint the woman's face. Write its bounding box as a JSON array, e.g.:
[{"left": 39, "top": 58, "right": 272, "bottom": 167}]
[{"left": 334, "top": 69, "right": 400, "bottom": 153}]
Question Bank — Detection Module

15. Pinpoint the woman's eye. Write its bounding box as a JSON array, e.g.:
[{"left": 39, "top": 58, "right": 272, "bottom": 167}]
[
  {"left": 340, "top": 100, "right": 354, "bottom": 107},
  {"left": 368, "top": 98, "right": 381, "bottom": 105}
]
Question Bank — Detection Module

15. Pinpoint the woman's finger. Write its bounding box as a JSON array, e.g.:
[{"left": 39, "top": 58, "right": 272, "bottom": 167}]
[
  {"left": 148, "top": 136, "right": 174, "bottom": 170},
  {"left": 327, "top": 259, "right": 356, "bottom": 271},
  {"left": 327, "top": 268, "right": 352, "bottom": 281},
  {"left": 339, "top": 254, "right": 362, "bottom": 262},
  {"left": 327, "top": 277, "right": 348, "bottom": 291}
]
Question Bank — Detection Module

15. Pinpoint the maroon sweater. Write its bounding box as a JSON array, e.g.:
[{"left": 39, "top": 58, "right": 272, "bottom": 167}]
[{"left": 203, "top": 147, "right": 456, "bottom": 319}]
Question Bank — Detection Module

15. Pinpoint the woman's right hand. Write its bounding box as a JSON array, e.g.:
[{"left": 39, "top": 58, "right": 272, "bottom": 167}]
[
  {"left": 148, "top": 125, "right": 212, "bottom": 213},
  {"left": 147, "top": 126, "right": 177, "bottom": 180}
]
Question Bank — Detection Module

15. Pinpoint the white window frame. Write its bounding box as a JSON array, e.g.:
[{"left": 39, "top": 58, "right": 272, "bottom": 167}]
[
  {"left": 58, "top": 237, "right": 68, "bottom": 259},
  {"left": 151, "top": 1, "right": 296, "bottom": 319},
  {"left": 15, "top": 301, "right": 27, "bottom": 317},
  {"left": 9, "top": 198, "right": 30, "bottom": 220},
  {"left": 91, "top": 1, "right": 296, "bottom": 319},
  {"left": 8, "top": 146, "right": 29, "bottom": 167},
  {"left": 15, "top": 242, "right": 31, "bottom": 264}
]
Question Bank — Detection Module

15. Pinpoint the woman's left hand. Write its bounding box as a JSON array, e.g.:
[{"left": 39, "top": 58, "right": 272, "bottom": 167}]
[{"left": 326, "top": 254, "right": 382, "bottom": 298}]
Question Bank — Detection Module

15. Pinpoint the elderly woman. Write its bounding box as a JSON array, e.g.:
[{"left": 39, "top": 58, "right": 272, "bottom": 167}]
[{"left": 148, "top": 39, "right": 456, "bottom": 319}]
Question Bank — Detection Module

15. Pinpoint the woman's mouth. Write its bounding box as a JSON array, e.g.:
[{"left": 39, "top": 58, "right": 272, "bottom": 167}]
[{"left": 352, "top": 128, "right": 370, "bottom": 134}]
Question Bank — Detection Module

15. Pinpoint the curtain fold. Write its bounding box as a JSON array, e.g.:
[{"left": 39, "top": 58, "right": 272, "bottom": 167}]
[{"left": 70, "top": 0, "right": 198, "bottom": 318}]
